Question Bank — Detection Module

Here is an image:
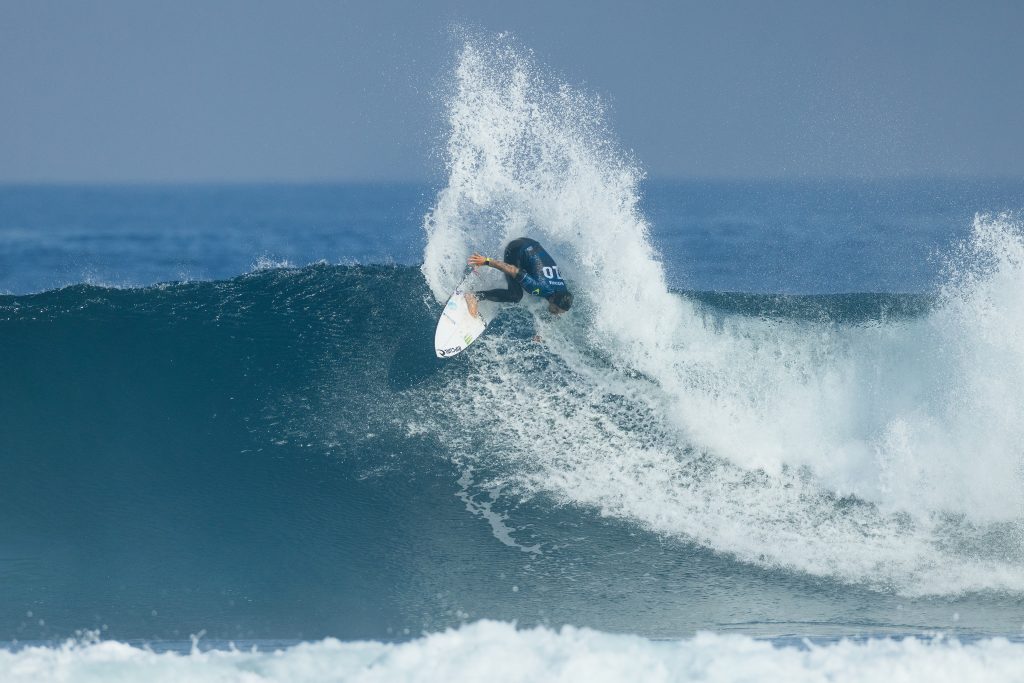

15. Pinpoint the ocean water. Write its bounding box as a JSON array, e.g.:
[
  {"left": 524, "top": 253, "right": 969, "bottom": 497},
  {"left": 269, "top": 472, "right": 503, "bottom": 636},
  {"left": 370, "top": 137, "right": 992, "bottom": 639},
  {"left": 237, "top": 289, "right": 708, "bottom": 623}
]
[{"left": 3, "top": 36, "right": 1024, "bottom": 681}]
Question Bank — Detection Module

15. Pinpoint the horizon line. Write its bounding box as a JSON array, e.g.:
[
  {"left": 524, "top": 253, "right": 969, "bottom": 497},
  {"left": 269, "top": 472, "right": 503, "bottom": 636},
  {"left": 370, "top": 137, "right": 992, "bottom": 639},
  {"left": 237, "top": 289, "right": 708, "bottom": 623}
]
[{"left": 0, "top": 174, "right": 1021, "bottom": 187}]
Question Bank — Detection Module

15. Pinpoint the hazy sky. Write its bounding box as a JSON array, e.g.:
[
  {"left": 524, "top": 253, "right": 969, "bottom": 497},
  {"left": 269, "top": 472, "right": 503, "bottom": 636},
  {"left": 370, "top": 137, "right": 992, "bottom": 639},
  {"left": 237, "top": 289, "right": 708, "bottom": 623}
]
[{"left": 2, "top": 0, "right": 1022, "bottom": 182}]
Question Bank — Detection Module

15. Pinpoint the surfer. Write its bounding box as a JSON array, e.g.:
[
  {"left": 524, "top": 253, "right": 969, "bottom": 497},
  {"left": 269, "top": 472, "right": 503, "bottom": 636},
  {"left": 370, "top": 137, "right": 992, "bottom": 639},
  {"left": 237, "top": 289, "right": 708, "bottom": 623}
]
[{"left": 464, "top": 238, "right": 573, "bottom": 317}]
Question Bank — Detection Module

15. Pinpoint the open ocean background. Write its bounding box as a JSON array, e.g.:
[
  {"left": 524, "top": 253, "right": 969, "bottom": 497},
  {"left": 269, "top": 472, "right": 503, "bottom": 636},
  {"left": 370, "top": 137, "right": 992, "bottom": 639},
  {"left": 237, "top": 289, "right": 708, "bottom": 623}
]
[{"left": 2, "top": 38, "right": 1024, "bottom": 682}]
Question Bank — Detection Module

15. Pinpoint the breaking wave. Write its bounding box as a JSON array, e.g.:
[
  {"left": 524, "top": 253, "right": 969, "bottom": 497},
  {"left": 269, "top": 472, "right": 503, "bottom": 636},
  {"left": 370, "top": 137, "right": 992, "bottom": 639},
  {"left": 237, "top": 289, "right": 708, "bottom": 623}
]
[{"left": 418, "top": 35, "right": 1024, "bottom": 595}]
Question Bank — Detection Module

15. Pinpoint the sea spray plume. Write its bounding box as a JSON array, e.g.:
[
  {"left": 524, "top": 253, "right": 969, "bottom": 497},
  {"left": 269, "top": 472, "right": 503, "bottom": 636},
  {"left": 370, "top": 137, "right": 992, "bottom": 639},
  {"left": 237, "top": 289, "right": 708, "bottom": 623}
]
[
  {"left": 864, "top": 214, "right": 1024, "bottom": 526},
  {"left": 421, "top": 34, "right": 682, "bottom": 347},
  {"left": 910, "top": 214, "right": 1024, "bottom": 519},
  {"left": 417, "top": 35, "right": 1024, "bottom": 594}
]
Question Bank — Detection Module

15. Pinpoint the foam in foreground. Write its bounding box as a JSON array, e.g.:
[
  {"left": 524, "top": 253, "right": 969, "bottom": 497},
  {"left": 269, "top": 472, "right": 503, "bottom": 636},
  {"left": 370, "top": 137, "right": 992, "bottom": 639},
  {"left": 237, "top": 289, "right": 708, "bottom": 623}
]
[{"left": 2, "top": 621, "right": 1023, "bottom": 683}]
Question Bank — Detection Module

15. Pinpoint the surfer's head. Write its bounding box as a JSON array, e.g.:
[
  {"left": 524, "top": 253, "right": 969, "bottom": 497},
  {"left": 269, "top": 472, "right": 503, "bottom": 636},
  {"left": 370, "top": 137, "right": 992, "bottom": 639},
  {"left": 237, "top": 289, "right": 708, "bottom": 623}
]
[{"left": 547, "top": 292, "right": 573, "bottom": 314}]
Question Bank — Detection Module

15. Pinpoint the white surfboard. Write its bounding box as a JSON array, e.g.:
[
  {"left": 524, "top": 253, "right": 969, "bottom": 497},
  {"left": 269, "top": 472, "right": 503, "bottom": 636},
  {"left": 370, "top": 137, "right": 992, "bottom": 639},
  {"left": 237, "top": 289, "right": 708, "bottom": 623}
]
[{"left": 434, "top": 269, "right": 498, "bottom": 358}]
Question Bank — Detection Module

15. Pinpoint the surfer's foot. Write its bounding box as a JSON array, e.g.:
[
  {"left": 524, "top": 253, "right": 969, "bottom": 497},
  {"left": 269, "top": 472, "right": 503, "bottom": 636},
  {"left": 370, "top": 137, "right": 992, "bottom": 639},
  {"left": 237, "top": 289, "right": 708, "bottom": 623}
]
[{"left": 465, "top": 292, "right": 479, "bottom": 318}]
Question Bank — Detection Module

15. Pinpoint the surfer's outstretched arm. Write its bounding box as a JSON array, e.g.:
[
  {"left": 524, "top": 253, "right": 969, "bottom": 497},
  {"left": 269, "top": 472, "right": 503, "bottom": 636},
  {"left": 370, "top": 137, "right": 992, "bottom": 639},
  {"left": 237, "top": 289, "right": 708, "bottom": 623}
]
[{"left": 468, "top": 253, "right": 519, "bottom": 278}]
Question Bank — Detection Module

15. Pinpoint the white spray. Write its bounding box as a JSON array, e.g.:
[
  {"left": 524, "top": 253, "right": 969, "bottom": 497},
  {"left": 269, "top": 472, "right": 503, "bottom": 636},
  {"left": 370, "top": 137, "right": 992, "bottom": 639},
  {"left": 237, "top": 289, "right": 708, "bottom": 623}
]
[{"left": 420, "top": 35, "right": 1024, "bottom": 595}]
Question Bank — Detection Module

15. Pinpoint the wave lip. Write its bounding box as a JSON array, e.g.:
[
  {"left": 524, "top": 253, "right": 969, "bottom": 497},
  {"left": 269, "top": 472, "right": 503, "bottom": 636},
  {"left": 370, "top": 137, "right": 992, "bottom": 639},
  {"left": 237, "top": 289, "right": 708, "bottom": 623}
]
[{"left": 3, "top": 621, "right": 1023, "bottom": 683}]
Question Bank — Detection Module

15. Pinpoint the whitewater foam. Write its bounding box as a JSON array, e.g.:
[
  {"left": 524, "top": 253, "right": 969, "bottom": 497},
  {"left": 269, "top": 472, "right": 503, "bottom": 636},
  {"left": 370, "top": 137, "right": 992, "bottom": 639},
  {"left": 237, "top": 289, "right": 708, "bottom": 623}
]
[
  {"left": 418, "top": 35, "right": 1024, "bottom": 595},
  {"left": 3, "top": 621, "right": 1023, "bottom": 683}
]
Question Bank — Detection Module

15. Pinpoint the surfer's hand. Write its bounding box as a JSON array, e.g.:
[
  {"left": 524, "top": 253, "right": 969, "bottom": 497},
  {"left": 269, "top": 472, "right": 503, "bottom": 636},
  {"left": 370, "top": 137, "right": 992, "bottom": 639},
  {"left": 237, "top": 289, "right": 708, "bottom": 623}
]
[
  {"left": 465, "top": 292, "right": 479, "bottom": 318},
  {"left": 532, "top": 335, "right": 542, "bottom": 343},
  {"left": 468, "top": 253, "right": 488, "bottom": 267}
]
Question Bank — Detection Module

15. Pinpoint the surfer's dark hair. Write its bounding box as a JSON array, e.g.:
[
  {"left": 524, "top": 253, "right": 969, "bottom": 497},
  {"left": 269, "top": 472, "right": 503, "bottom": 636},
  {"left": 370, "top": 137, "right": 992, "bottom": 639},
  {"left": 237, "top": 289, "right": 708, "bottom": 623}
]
[{"left": 549, "top": 292, "right": 573, "bottom": 311}]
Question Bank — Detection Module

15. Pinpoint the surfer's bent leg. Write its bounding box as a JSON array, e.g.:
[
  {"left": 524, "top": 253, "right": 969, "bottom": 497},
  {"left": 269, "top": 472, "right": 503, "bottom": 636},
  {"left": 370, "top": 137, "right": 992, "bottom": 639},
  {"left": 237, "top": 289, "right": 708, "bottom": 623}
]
[
  {"left": 475, "top": 275, "right": 523, "bottom": 303},
  {"left": 475, "top": 238, "right": 530, "bottom": 303}
]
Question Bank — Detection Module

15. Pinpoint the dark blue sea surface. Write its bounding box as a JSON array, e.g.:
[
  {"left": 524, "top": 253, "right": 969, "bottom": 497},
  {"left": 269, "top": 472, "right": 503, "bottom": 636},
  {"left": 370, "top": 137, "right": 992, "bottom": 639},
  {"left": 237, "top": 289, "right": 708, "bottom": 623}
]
[
  {"left": 0, "top": 184, "right": 429, "bottom": 294},
  {"left": 3, "top": 179, "right": 1022, "bottom": 295}
]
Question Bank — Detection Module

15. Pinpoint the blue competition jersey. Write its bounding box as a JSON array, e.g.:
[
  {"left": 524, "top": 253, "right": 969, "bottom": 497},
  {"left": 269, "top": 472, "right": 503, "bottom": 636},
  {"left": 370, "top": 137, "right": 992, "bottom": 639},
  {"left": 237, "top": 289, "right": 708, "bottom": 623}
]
[{"left": 513, "top": 240, "right": 569, "bottom": 298}]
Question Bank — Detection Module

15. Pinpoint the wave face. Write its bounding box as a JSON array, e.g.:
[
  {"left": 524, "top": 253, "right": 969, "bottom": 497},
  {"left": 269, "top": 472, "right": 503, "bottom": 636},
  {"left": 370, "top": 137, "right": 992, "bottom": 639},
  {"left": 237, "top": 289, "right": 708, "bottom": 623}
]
[
  {"left": 420, "top": 36, "right": 1024, "bottom": 596},
  {"left": 3, "top": 622, "right": 1023, "bottom": 683},
  {"left": 3, "top": 264, "right": 1023, "bottom": 642}
]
